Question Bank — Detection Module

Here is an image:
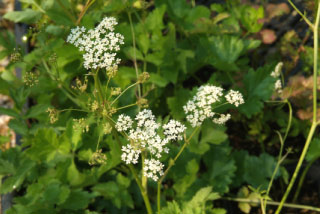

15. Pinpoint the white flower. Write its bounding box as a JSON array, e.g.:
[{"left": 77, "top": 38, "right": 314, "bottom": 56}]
[
  {"left": 163, "top": 119, "right": 186, "bottom": 141},
  {"left": 115, "top": 109, "right": 187, "bottom": 179},
  {"left": 121, "top": 144, "right": 141, "bottom": 164},
  {"left": 275, "top": 79, "right": 282, "bottom": 94},
  {"left": 183, "top": 85, "right": 223, "bottom": 127},
  {"left": 225, "top": 90, "right": 244, "bottom": 107},
  {"left": 115, "top": 114, "right": 133, "bottom": 132},
  {"left": 212, "top": 114, "right": 231, "bottom": 125},
  {"left": 271, "top": 62, "right": 283, "bottom": 78},
  {"left": 183, "top": 85, "right": 244, "bottom": 127},
  {"left": 143, "top": 158, "right": 164, "bottom": 181},
  {"left": 67, "top": 17, "right": 124, "bottom": 70}
]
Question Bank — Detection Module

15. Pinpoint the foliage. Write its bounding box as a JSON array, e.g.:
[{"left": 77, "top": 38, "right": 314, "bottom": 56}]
[{"left": 1, "top": 0, "right": 317, "bottom": 213}]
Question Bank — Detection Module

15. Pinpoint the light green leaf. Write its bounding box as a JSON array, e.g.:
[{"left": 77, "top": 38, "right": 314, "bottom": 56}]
[{"left": 4, "top": 9, "right": 42, "bottom": 24}]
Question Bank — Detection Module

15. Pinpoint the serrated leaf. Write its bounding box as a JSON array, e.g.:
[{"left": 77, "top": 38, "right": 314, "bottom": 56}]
[
  {"left": 239, "top": 65, "right": 275, "bottom": 118},
  {"left": 145, "top": 5, "right": 166, "bottom": 31}
]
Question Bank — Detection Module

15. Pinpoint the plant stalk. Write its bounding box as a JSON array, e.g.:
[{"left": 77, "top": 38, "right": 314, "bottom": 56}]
[{"left": 275, "top": 2, "right": 320, "bottom": 213}]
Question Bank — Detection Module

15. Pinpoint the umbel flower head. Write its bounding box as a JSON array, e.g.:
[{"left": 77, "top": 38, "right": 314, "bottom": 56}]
[
  {"left": 67, "top": 17, "right": 124, "bottom": 70},
  {"left": 115, "top": 109, "right": 186, "bottom": 181},
  {"left": 183, "top": 85, "right": 244, "bottom": 127}
]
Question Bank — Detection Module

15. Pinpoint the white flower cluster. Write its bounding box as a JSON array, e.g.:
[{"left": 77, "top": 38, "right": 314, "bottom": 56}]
[
  {"left": 115, "top": 114, "right": 133, "bottom": 132},
  {"left": 225, "top": 90, "right": 244, "bottom": 107},
  {"left": 270, "top": 62, "right": 284, "bottom": 94},
  {"left": 143, "top": 159, "right": 164, "bottom": 181},
  {"left": 115, "top": 109, "right": 186, "bottom": 181},
  {"left": 183, "top": 85, "right": 244, "bottom": 127},
  {"left": 274, "top": 79, "right": 283, "bottom": 94},
  {"left": 121, "top": 144, "right": 141, "bottom": 165},
  {"left": 67, "top": 17, "right": 124, "bottom": 70},
  {"left": 270, "top": 62, "right": 283, "bottom": 78},
  {"left": 212, "top": 114, "right": 231, "bottom": 125}
]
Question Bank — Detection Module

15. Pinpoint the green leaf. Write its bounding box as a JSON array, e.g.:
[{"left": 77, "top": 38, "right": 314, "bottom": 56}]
[
  {"left": 92, "top": 180, "right": 133, "bottom": 209},
  {"left": 306, "top": 138, "right": 320, "bottom": 161},
  {"left": 173, "top": 159, "right": 199, "bottom": 197},
  {"left": 26, "top": 128, "right": 70, "bottom": 163},
  {"left": 240, "top": 5, "right": 264, "bottom": 33},
  {"left": 167, "top": 88, "right": 190, "bottom": 119},
  {"left": 145, "top": 5, "right": 167, "bottom": 31},
  {"left": 8, "top": 119, "right": 28, "bottom": 135},
  {"left": 239, "top": 65, "right": 275, "bottom": 118},
  {"left": 67, "top": 160, "right": 84, "bottom": 186},
  {"left": 0, "top": 159, "right": 35, "bottom": 194},
  {"left": 243, "top": 153, "right": 278, "bottom": 189},
  {"left": 61, "top": 189, "right": 93, "bottom": 210},
  {"left": 149, "top": 73, "right": 169, "bottom": 87},
  {"left": 201, "top": 35, "right": 244, "bottom": 71},
  {"left": 203, "top": 144, "right": 236, "bottom": 194},
  {"left": 25, "top": 103, "right": 50, "bottom": 118},
  {"left": 3, "top": 9, "right": 42, "bottom": 24},
  {"left": 161, "top": 201, "right": 181, "bottom": 214},
  {"left": 0, "top": 107, "right": 19, "bottom": 118},
  {"left": 200, "top": 124, "right": 227, "bottom": 145},
  {"left": 0, "top": 159, "right": 15, "bottom": 175}
]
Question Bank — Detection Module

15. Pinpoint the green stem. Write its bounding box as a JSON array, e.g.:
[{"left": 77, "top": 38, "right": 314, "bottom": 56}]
[
  {"left": 127, "top": 11, "right": 142, "bottom": 99},
  {"left": 93, "top": 69, "right": 104, "bottom": 105},
  {"left": 223, "top": 197, "right": 320, "bottom": 212},
  {"left": 76, "top": 0, "right": 96, "bottom": 25},
  {"left": 111, "top": 82, "right": 139, "bottom": 106},
  {"left": 115, "top": 103, "right": 137, "bottom": 111},
  {"left": 263, "top": 100, "right": 292, "bottom": 211},
  {"left": 141, "top": 152, "right": 148, "bottom": 193},
  {"left": 287, "top": 0, "right": 314, "bottom": 30},
  {"left": 275, "top": 2, "right": 320, "bottom": 213},
  {"left": 42, "top": 60, "right": 81, "bottom": 106},
  {"left": 56, "top": 0, "right": 77, "bottom": 24},
  {"left": 157, "top": 126, "right": 200, "bottom": 213},
  {"left": 113, "top": 131, "right": 152, "bottom": 214},
  {"left": 275, "top": 122, "right": 317, "bottom": 213},
  {"left": 59, "top": 108, "right": 90, "bottom": 113},
  {"left": 292, "top": 157, "right": 317, "bottom": 202},
  {"left": 128, "top": 164, "right": 153, "bottom": 214}
]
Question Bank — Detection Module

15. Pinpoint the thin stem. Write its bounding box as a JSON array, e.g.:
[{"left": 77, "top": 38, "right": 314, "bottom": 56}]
[
  {"left": 223, "top": 197, "right": 320, "bottom": 212},
  {"left": 115, "top": 103, "right": 137, "bottom": 111},
  {"left": 141, "top": 152, "right": 147, "bottom": 193},
  {"left": 264, "top": 100, "right": 292, "bottom": 211},
  {"left": 56, "top": 0, "right": 77, "bottom": 24},
  {"left": 275, "top": 2, "right": 320, "bottom": 213},
  {"left": 76, "top": 0, "right": 95, "bottom": 25},
  {"left": 95, "top": 129, "right": 102, "bottom": 151},
  {"left": 292, "top": 157, "right": 317, "bottom": 202},
  {"left": 157, "top": 126, "right": 200, "bottom": 212},
  {"left": 128, "top": 165, "right": 153, "bottom": 214},
  {"left": 42, "top": 60, "right": 81, "bottom": 106},
  {"left": 275, "top": 122, "right": 317, "bottom": 213},
  {"left": 287, "top": 0, "right": 314, "bottom": 30},
  {"left": 93, "top": 69, "right": 105, "bottom": 105},
  {"left": 111, "top": 82, "right": 139, "bottom": 106},
  {"left": 127, "top": 11, "right": 142, "bottom": 98},
  {"left": 59, "top": 108, "right": 90, "bottom": 113}
]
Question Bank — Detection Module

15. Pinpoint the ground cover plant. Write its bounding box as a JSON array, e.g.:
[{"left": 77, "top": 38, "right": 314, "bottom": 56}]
[{"left": 1, "top": 0, "right": 320, "bottom": 213}]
